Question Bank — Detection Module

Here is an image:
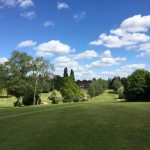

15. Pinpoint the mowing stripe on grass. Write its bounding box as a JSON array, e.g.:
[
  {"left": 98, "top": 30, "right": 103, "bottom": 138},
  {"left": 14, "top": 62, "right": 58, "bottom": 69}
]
[{"left": 0, "top": 104, "right": 85, "bottom": 120}]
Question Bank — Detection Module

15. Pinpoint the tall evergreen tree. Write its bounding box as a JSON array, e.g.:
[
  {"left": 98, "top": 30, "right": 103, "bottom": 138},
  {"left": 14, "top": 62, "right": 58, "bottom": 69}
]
[
  {"left": 70, "top": 69, "right": 75, "bottom": 81},
  {"left": 63, "top": 67, "right": 68, "bottom": 77}
]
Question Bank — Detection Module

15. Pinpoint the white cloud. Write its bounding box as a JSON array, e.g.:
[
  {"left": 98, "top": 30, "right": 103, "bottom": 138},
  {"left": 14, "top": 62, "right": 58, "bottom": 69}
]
[
  {"left": 99, "top": 64, "right": 146, "bottom": 78},
  {"left": 57, "top": 2, "right": 69, "bottom": 10},
  {"left": 136, "top": 43, "right": 150, "bottom": 57},
  {"left": 0, "top": 0, "right": 17, "bottom": 7},
  {"left": 18, "top": 0, "right": 34, "bottom": 8},
  {"left": 0, "top": 0, "right": 34, "bottom": 8},
  {"left": 35, "top": 40, "right": 75, "bottom": 57},
  {"left": 17, "top": 40, "right": 37, "bottom": 48},
  {"left": 72, "top": 50, "right": 98, "bottom": 59},
  {"left": 20, "top": 11, "right": 36, "bottom": 19},
  {"left": 121, "top": 15, "right": 150, "bottom": 33},
  {"left": 43, "top": 21, "right": 55, "bottom": 27},
  {"left": 74, "top": 11, "right": 86, "bottom": 21},
  {"left": 89, "top": 15, "right": 150, "bottom": 56},
  {"left": 0, "top": 58, "right": 8, "bottom": 64},
  {"left": 90, "top": 32, "right": 150, "bottom": 48},
  {"left": 86, "top": 50, "right": 126, "bottom": 68}
]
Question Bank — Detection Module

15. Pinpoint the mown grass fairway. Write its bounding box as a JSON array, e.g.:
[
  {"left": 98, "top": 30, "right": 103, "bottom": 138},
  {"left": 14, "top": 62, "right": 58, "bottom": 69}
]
[{"left": 0, "top": 92, "right": 150, "bottom": 150}]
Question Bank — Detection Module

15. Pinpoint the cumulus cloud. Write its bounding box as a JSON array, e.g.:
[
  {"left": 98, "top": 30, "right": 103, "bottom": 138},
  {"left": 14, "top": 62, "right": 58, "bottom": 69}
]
[
  {"left": 86, "top": 50, "right": 126, "bottom": 68},
  {"left": 43, "top": 21, "right": 55, "bottom": 27},
  {"left": 35, "top": 40, "right": 75, "bottom": 57},
  {"left": 20, "top": 11, "right": 36, "bottom": 19},
  {"left": 89, "top": 15, "right": 150, "bottom": 57},
  {"left": 99, "top": 64, "right": 146, "bottom": 79},
  {"left": 74, "top": 11, "right": 86, "bottom": 21},
  {"left": 17, "top": 40, "right": 37, "bottom": 48},
  {"left": 136, "top": 43, "right": 150, "bottom": 57},
  {"left": 57, "top": 2, "right": 69, "bottom": 10},
  {"left": 0, "top": 0, "right": 34, "bottom": 8},
  {"left": 0, "top": 58, "right": 8, "bottom": 64},
  {"left": 72, "top": 50, "right": 98, "bottom": 59},
  {"left": 121, "top": 15, "right": 150, "bottom": 33}
]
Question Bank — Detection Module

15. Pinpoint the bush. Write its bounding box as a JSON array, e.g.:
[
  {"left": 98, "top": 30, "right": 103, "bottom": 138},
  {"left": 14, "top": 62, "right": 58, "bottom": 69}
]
[
  {"left": 22, "top": 93, "right": 41, "bottom": 105},
  {"left": 48, "top": 90, "right": 63, "bottom": 104},
  {"left": 14, "top": 101, "right": 22, "bottom": 107},
  {"left": 117, "top": 86, "right": 124, "bottom": 99}
]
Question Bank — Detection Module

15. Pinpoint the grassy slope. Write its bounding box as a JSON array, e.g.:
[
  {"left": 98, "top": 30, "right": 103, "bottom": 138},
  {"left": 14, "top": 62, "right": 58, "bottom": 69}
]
[{"left": 0, "top": 92, "right": 150, "bottom": 150}]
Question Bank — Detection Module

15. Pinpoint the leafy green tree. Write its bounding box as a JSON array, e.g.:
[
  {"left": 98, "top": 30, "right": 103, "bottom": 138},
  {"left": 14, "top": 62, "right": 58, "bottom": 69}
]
[
  {"left": 5, "top": 51, "right": 32, "bottom": 106},
  {"left": 88, "top": 78, "right": 107, "bottom": 97},
  {"left": 124, "top": 69, "right": 149, "bottom": 101},
  {"left": 7, "top": 77, "right": 27, "bottom": 106},
  {"left": 112, "top": 79, "right": 122, "bottom": 93},
  {"left": 30, "top": 57, "right": 54, "bottom": 105},
  {"left": 0, "top": 64, "right": 9, "bottom": 93},
  {"left": 53, "top": 75, "right": 64, "bottom": 91}
]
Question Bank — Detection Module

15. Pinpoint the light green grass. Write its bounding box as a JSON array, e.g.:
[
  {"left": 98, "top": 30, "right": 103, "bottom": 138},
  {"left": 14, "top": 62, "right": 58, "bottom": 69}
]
[{"left": 0, "top": 91, "right": 150, "bottom": 150}]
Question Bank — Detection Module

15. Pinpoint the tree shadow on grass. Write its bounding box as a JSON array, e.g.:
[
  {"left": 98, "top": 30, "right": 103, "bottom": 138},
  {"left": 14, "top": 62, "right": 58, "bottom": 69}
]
[{"left": 0, "top": 96, "right": 12, "bottom": 98}]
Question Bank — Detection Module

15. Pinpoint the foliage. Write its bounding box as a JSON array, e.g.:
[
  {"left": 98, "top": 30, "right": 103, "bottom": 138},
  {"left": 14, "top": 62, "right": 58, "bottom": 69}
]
[
  {"left": 112, "top": 79, "right": 122, "bottom": 93},
  {"left": 63, "top": 67, "right": 68, "bottom": 78},
  {"left": 22, "top": 93, "right": 41, "bottom": 106},
  {"left": 70, "top": 69, "right": 75, "bottom": 81},
  {"left": 3, "top": 51, "right": 54, "bottom": 106},
  {"left": 60, "top": 74, "right": 82, "bottom": 103},
  {"left": 53, "top": 75, "right": 64, "bottom": 91},
  {"left": 124, "top": 69, "right": 150, "bottom": 101},
  {"left": 88, "top": 78, "right": 107, "bottom": 97},
  {"left": 117, "top": 86, "right": 124, "bottom": 99},
  {"left": 48, "top": 90, "right": 63, "bottom": 104}
]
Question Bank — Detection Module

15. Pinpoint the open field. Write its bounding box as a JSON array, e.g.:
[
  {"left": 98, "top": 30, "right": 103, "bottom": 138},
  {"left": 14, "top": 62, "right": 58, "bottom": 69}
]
[{"left": 0, "top": 91, "right": 150, "bottom": 150}]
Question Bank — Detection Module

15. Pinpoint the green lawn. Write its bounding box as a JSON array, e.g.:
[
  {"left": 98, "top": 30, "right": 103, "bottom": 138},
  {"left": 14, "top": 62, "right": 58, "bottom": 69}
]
[{"left": 0, "top": 92, "right": 150, "bottom": 150}]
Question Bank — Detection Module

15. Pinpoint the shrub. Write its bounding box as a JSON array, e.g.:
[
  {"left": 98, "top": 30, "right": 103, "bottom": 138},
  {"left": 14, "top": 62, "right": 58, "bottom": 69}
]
[
  {"left": 117, "top": 86, "right": 124, "bottom": 99},
  {"left": 14, "top": 101, "right": 22, "bottom": 107},
  {"left": 48, "top": 90, "right": 63, "bottom": 104},
  {"left": 22, "top": 93, "right": 41, "bottom": 105}
]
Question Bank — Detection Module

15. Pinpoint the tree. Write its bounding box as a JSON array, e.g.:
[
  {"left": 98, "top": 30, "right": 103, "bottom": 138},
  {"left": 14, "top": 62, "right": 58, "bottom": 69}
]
[
  {"left": 61, "top": 69, "right": 83, "bottom": 103},
  {"left": 5, "top": 50, "right": 32, "bottom": 106},
  {"left": 7, "top": 77, "right": 27, "bottom": 106},
  {"left": 0, "top": 64, "right": 9, "bottom": 93},
  {"left": 53, "top": 75, "right": 64, "bottom": 91},
  {"left": 63, "top": 67, "right": 68, "bottom": 77},
  {"left": 124, "top": 69, "right": 149, "bottom": 101},
  {"left": 88, "top": 78, "right": 107, "bottom": 97},
  {"left": 70, "top": 69, "right": 75, "bottom": 81},
  {"left": 112, "top": 79, "right": 122, "bottom": 93},
  {"left": 30, "top": 57, "right": 55, "bottom": 105}
]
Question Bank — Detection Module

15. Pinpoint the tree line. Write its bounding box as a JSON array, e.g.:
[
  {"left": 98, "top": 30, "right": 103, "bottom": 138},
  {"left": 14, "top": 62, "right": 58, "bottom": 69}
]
[{"left": 108, "top": 69, "right": 150, "bottom": 101}]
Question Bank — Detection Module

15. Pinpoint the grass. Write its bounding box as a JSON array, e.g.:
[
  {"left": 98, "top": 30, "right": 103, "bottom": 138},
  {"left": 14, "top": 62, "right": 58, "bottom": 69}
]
[{"left": 0, "top": 91, "right": 150, "bottom": 150}]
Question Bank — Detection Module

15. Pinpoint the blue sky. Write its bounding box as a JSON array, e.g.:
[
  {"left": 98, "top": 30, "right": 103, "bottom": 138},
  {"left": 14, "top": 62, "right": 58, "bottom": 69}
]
[{"left": 0, "top": 0, "right": 150, "bottom": 80}]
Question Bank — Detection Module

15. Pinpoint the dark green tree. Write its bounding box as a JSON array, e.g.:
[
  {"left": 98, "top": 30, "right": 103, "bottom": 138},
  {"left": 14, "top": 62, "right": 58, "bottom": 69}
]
[
  {"left": 53, "top": 75, "right": 64, "bottom": 91},
  {"left": 70, "top": 69, "right": 75, "bottom": 81},
  {"left": 63, "top": 67, "right": 68, "bottom": 78},
  {"left": 5, "top": 50, "right": 32, "bottom": 106},
  {"left": 112, "top": 79, "right": 122, "bottom": 93},
  {"left": 124, "top": 69, "right": 149, "bottom": 101}
]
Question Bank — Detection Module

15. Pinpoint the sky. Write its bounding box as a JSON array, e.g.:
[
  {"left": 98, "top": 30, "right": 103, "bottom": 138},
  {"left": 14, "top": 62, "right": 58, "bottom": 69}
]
[{"left": 0, "top": 0, "right": 150, "bottom": 80}]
